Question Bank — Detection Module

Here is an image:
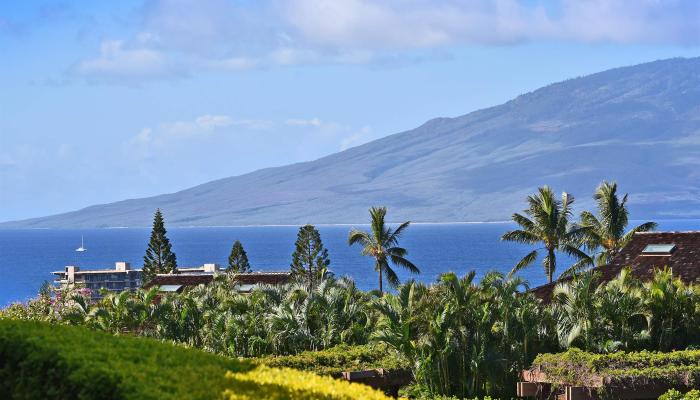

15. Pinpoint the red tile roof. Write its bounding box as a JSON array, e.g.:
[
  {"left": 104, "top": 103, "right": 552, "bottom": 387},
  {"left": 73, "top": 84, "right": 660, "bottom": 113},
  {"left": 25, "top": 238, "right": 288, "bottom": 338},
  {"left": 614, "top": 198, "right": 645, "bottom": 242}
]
[{"left": 528, "top": 231, "right": 700, "bottom": 302}]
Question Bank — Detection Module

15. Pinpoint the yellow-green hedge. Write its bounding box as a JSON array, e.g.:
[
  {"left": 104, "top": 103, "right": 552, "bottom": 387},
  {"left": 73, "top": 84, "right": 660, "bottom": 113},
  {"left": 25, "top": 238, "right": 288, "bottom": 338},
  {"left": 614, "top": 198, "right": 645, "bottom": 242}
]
[
  {"left": 0, "top": 319, "right": 390, "bottom": 400},
  {"left": 223, "top": 365, "right": 390, "bottom": 400}
]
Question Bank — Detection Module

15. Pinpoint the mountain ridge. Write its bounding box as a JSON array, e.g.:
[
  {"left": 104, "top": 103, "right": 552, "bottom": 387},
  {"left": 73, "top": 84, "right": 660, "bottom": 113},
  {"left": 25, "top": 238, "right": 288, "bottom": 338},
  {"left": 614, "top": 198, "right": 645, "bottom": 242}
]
[{"left": 4, "top": 56, "right": 700, "bottom": 228}]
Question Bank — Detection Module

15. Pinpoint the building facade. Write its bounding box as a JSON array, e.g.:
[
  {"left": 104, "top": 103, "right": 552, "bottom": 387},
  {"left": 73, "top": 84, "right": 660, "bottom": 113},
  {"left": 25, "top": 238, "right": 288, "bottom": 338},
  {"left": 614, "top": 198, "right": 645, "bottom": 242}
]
[
  {"left": 52, "top": 262, "right": 142, "bottom": 298},
  {"left": 52, "top": 262, "right": 228, "bottom": 298}
]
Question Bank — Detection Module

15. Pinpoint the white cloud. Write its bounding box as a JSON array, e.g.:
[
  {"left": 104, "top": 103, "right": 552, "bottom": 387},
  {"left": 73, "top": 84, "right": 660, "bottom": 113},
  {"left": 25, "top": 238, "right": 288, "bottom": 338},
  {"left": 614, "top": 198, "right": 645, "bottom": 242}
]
[
  {"left": 283, "top": 0, "right": 700, "bottom": 49},
  {"left": 74, "top": 40, "right": 182, "bottom": 82},
  {"left": 340, "top": 126, "right": 375, "bottom": 150},
  {"left": 160, "top": 114, "right": 276, "bottom": 136},
  {"left": 194, "top": 115, "right": 233, "bottom": 130},
  {"left": 286, "top": 117, "right": 378, "bottom": 150},
  {"left": 73, "top": 0, "right": 699, "bottom": 82},
  {"left": 286, "top": 117, "right": 322, "bottom": 127},
  {"left": 127, "top": 114, "right": 275, "bottom": 161}
]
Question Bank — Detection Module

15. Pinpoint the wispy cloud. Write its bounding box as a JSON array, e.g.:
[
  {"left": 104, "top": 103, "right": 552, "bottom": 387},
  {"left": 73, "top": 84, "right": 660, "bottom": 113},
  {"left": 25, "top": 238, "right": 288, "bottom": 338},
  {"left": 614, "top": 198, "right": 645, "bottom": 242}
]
[
  {"left": 74, "top": 40, "right": 184, "bottom": 83},
  {"left": 285, "top": 117, "right": 377, "bottom": 150},
  {"left": 128, "top": 114, "right": 274, "bottom": 160},
  {"left": 285, "top": 118, "right": 322, "bottom": 127},
  {"left": 72, "top": 0, "right": 699, "bottom": 83}
]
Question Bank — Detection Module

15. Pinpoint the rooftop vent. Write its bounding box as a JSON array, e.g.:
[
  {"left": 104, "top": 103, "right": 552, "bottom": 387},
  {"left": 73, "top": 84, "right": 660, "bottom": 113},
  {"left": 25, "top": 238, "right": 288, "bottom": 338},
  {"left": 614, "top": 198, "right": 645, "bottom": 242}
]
[{"left": 642, "top": 244, "right": 676, "bottom": 254}]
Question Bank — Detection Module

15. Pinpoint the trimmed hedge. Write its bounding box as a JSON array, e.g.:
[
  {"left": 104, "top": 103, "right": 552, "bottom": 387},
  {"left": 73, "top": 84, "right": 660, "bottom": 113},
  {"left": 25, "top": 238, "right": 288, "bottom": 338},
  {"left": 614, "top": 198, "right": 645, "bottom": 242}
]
[
  {"left": 0, "top": 319, "right": 389, "bottom": 399},
  {"left": 223, "top": 366, "right": 389, "bottom": 400},
  {"left": 259, "top": 343, "right": 408, "bottom": 376},
  {"left": 531, "top": 348, "right": 700, "bottom": 387},
  {"left": 661, "top": 389, "right": 700, "bottom": 400}
]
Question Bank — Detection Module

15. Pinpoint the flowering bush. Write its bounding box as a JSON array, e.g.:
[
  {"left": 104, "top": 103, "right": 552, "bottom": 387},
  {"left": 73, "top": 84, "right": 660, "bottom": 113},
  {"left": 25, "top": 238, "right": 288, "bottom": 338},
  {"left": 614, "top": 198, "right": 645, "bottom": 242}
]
[{"left": 0, "top": 285, "right": 92, "bottom": 323}]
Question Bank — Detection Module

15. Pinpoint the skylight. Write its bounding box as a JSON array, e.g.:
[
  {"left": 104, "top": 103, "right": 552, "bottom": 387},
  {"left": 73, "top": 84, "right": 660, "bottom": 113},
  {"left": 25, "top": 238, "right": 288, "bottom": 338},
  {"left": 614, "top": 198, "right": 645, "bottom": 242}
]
[{"left": 642, "top": 244, "right": 676, "bottom": 254}]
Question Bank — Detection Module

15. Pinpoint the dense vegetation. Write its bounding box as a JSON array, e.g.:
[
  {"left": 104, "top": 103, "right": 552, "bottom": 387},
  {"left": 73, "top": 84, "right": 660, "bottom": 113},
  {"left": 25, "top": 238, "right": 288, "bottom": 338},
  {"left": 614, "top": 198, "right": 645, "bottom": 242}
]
[
  {"left": 260, "top": 343, "right": 407, "bottom": 376},
  {"left": 0, "top": 319, "right": 388, "bottom": 399},
  {"left": 5, "top": 267, "right": 699, "bottom": 398},
  {"left": 2, "top": 181, "right": 698, "bottom": 399},
  {"left": 662, "top": 390, "right": 700, "bottom": 400},
  {"left": 531, "top": 348, "right": 700, "bottom": 387}
]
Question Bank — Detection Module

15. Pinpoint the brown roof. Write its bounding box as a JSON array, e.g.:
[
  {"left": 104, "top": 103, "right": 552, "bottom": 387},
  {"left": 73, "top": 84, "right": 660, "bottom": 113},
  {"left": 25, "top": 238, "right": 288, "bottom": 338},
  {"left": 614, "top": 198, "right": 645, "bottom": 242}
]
[
  {"left": 234, "top": 272, "right": 291, "bottom": 285},
  {"left": 144, "top": 274, "right": 213, "bottom": 288},
  {"left": 144, "top": 271, "right": 291, "bottom": 289},
  {"left": 528, "top": 231, "right": 700, "bottom": 302}
]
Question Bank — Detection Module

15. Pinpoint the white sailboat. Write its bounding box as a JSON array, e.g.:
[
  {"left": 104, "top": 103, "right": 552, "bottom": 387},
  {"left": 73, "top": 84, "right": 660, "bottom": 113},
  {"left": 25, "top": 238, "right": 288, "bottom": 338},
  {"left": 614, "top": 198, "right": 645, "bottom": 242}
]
[{"left": 75, "top": 236, "right": 87, "bottom": 252}]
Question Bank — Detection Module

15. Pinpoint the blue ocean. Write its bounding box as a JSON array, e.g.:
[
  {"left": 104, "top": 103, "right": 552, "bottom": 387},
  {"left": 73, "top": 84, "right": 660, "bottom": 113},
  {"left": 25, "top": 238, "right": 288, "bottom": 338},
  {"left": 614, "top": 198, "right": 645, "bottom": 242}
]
[{"left": 1, "top": 220, "right": 697, "bottom": 306}]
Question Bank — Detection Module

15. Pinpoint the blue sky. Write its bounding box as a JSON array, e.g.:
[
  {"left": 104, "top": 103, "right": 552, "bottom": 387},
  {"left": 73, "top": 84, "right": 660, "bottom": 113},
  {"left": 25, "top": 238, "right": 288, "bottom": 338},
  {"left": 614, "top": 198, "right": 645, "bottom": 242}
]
[{"left": 1, "top": 0, "right": 699, "bottom": 222}]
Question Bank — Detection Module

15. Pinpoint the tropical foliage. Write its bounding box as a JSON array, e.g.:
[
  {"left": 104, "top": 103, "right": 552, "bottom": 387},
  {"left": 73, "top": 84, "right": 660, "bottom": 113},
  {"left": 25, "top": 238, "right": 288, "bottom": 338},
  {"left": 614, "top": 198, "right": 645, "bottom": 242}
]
[
  {"left": 578, "top": 181, "right": 657, "bottom": 266},
  {"left": 5, "top": 183, "right": 699, "bottom": 399},
  {"left": 349, "top": 206, "right": 419, "bottom": 295},
  {"left": 501, "top": 186, "right": 590, "bottom": 282},
  {"left": 260, "top": 343, "right": 407, "bottom": 376},
  {"left": 531, "top": 348, "right": 700, "bottom": 388},
  {"left": 551, "top": 268, "right": 700, "bottom": 353},
  {"left": 661, "top": 390, "right": 700, "bottom": 400},
  {"left": 3, "top": 266, "right": 700, "bottom": 398}
]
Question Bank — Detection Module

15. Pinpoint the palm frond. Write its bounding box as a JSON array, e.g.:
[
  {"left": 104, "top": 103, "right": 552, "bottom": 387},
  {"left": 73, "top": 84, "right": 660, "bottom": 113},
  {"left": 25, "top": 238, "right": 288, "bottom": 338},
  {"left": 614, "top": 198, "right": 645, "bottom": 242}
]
[
  {"left": 348, "top": 229, "right": 371, "bottom": 247},
  {"left": 383, "top": 266, "right": 401, "bottom": 288},
  {"left": 390, "top": 252, "right": 420, "bottom": 274},
  {"left": 621, "top": 221, "right": 658, "bottom": 248},
  {"left": 501, "top": 229, "right": 540, "bottom": 244},
  {"left": 389, "top": 221, "right": 411, "bottom": 245},
  {"left": 509, "top": 249, "right": 538, "bottom": 277}
]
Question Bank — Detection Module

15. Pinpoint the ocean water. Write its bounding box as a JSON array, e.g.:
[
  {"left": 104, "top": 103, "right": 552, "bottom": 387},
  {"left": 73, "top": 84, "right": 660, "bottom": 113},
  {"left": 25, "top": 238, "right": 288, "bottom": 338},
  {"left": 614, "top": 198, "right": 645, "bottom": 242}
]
[{"left": 1, "top": 220, "right": 698, "bottom": 306}]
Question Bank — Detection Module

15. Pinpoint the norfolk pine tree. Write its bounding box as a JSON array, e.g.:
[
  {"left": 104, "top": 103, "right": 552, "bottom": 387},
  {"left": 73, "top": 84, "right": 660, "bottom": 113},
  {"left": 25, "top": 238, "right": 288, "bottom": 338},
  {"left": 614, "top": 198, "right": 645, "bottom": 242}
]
[
  {"left": 228, "top": 240, "right": 251, "bottom": 273},
  {"left": 142, "top": 209, "right": 177, "bottom": 284},
  {"left": 290, "top": 224, "right": 330, "bottom": 291}
]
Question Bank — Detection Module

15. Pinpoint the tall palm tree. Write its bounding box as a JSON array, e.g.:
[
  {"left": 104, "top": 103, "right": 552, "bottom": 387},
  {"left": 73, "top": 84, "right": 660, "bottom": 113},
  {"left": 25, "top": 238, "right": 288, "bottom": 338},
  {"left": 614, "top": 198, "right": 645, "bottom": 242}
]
[
  {"left": 501, "top": 186, "right": 590, "bottom": 283},
  {"left": 348, "top": 206, "right": 420, "bottom": 295},
  {"left": 579, "top": 181, "right": 657, "bottom": 266}
]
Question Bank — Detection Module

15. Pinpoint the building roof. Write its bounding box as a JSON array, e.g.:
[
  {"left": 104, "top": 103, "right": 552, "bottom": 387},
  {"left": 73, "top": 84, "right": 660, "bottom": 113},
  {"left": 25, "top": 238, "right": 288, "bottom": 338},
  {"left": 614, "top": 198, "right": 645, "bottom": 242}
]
[
  {"left": 234, "top": 271, "right": 291, "bottom": 285},
  {"left": 144, "top": 271, "right": 291, "bottom": 290},
  {"left": 144, "top": 274, "right": 214, "bottom": 288},
  {"left": 52, "top": 269, "right": 138, "bottom": 275},
  {"left": 528, "top": 231, "right": 700, "bottom": 302}
]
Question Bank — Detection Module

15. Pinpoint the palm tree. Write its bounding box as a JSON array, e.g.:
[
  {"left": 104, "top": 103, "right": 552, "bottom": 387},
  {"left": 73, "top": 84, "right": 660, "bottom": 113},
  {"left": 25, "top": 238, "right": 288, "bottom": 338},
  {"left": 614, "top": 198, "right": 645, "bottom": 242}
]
[
  {"left": 501, "top": 186, "right": 591, "bottom": 283},
  {"left": 348, "top": 207, "right": 419, "bottom": 295},
  {"left": 579, "top": 181, "right": 657, "bottom": 266},
  {"left": 595, "top": 268, "right": 647, "bottom": 351},
  {"left": 551, "top": 271, "right": 599, "bottom": 350}
]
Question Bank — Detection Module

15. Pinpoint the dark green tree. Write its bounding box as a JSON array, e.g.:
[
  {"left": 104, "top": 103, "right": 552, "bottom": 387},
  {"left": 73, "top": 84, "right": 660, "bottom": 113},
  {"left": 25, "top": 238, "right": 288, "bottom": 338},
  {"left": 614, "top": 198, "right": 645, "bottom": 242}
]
[
  {"left": 142, "top": 209, "right": 177, "bottom": 284},
  {"left": 290, "top": 224, "right": 330, "bottom": 290},
  {"left": 228, "top": 240, "right": 251, "bottom": 273}
]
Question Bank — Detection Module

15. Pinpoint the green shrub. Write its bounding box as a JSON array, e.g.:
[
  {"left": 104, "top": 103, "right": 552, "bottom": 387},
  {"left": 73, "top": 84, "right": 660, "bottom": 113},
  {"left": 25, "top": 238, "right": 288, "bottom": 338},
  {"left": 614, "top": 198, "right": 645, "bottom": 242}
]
[
  {"left": 531, "top": 348, "right": 700, "bottom": 386},
  {"left": 222, "top": 365, "right": 390, "bottom": 400},
  {"left": 660, "top": 389, "right": 700, "bottom": 400},
  {"left": 258, "top": 343, "right": 408, "bottom": 376},
  {"left": 0, "top": 319, "right": 389, "bottom": 400}
]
